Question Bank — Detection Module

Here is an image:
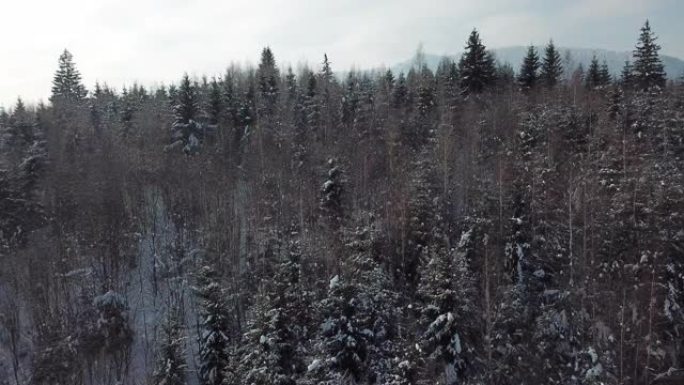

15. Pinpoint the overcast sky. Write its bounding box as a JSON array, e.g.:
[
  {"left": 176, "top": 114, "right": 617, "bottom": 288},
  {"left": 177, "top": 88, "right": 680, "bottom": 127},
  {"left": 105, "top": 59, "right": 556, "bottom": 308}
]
[{"left": 2, "top": 0, "right": 682, "bottom": 107}]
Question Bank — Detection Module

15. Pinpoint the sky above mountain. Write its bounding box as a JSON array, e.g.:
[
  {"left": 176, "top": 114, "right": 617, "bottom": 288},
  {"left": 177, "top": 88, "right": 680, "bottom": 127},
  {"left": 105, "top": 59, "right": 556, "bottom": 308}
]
[{"left": 2, "top": 0, "right": 683, "bottom": 107}]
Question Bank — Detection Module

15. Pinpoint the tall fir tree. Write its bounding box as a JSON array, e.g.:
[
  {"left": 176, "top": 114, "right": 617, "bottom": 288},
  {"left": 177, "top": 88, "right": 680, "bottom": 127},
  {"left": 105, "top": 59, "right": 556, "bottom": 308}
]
[
  {"left": 240, "top": 238, "right": 311, "bottom": 385},
  {"left": 620, "top": 60, "right": 635, "bottom": 88},
  {"left": 518, "top": 45, "right": 541, "bottom": 92},
  {"left": 539, "top": 40, "right": 563, "bottom": 87},
  {"left": 633, "top": 20, "right": 666, "bottom": 90},
  {"left": 206, "top": 78, "right": 223, "bottom": 125},
  {"left": 153, "top": 306, "right": 187, "bottom": 385},
  {"left": 458, "top": 29, "right": 496, "bottom": 95},
  {"left": 50, "top": 49, "right": 87, "bottom": 103},
  {"left": 417, "top": 230, "right": 477, "bottom": 385},
  {"left": 257, "top": 47, "right": 280, "bottom": 117},
  {"left": 599, "top": 60, "right": 612, "bottom": 86},
  {"left": 585, "top": 55, "right": 602, "bottom": 89},
  {"left": 195, "top": 266, "right": 232, "bottom": 385},
  {"left": 170, "top": 74, "right": 203, "bottom": 154}
]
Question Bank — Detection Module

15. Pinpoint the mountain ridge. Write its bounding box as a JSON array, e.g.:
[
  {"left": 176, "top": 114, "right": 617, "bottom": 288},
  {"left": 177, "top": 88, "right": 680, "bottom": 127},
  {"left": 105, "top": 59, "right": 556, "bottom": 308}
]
[{"left": 392, "top": 46, "right": 684, "bottom": 79}]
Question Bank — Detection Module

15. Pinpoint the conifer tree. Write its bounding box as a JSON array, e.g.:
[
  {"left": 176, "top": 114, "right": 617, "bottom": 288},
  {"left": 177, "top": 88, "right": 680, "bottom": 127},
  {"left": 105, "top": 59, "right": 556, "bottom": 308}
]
[
  {"left": 496, "top": 63, "right": 516, "bottom": 91},
  {"left": 257, "top": 47, "right": 280, "bottom": 117},
  {"left": 170, "top": 74, "right": 202, "bottom": 154},
  {"left": 518, "top": 45, "right": 540, "bottom": 92},
  {"left": 50, "top": 49, "right": 87, "bottom": 103},
  {"left": 585, "top": 55, "right": 602, "bottom": 89},
  {"left": 241, "top": 238, "right": 311, "bottom": 385},
  {"left": 392, "top": 73, "right": 409, "bottom": 109},
  {"left": 321, "top": 54, "right": 334, "bottom": 83},
  {"left": 237, "top": 72, "right": 256, "bottom": 133},
  {"left": 633, "top": 20, "right": 666, "bottom": 90},
  {"left": 599, "top": 60, "right": 612, "bottom": 86},
  {"left": 195, "top": 266, "right": 232, "bottom": 385},
  {"left": 285, "top": 67, "right": 297, "bottom": 103},
  {"left": 620, "top": 60, "right": 635, "bottom": 88},
  {"left": 416, "top": 66, "right": 436, "bottom": 118},
  {"left": 304, "top": 70, "right": 321, "bottom": 131},
  {"left": 458, "top": 29, "right": 496, "bottom": 95},
  {"left": 154, "top": 306, "right": 187, "bottom": 385},
  {"left": 341, "top": 72, "right": 359, "bottom": 129},
  {"left": 539, "top": 40, "right": 563, "bottom": 87},
  {"left": 417, "top": 230, "right": 476, "bottom": 385},
  {"left": 120, "top": 87, "right": 135, "bottom": 135},
  {"left": 320, "top": 158, "right": 344, "bottom": 231},
  {"left": 311, "top": 274, "right": 368, "bottom": 384},
  {"left": 206, "top": 78, "right": 223, "bottom": 125}
]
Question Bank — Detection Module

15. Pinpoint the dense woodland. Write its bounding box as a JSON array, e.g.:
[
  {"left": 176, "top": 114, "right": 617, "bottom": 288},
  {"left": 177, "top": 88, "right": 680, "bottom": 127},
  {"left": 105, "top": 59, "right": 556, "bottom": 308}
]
[{"left": 0, "top": 20, "right": 682, "bottom": 385}]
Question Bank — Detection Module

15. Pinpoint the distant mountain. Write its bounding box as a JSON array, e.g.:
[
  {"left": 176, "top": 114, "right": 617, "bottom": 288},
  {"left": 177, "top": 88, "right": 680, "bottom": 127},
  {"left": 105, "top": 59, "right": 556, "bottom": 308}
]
[{"left": 392, "top": 47, "right": 684, "bottom": 80}]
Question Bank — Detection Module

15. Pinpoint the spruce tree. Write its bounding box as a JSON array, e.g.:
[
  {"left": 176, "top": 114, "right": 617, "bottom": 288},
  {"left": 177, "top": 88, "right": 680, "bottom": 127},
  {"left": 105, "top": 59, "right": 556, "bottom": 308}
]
[
  {"left": 539, "top": 40, "right": 563, "bottom": 87},
  {"left": 416, "top": 66, "right": 436, "bottom": 118},
  {"left": 206, "top": 78, "right": 223, "bottom": 125},
  {"left": 417, "top": 230, "right": 476, "bottom": 385},
  {"left": 599, "top": 60, "right": 612, "bottom": 86},
  {"left": 585, "top": 55, "right": 602, "bottom": 89},
  {"left": 633, "top": 20, "right": 666, "bottom": 90},
  {"left": 458, "top": 29, "right": 496, "bottom": 95},
  {"left": 257, "top": 47, "right": 279, "bottom": 117},
  {"left": 154, "top": 306, "right": 187, "bottom": 385},
  {"left": 518, "top": 45, "right": 541, "bottom": 92},
  {"left": 392, "top": 73, "right": 409, "bottom": 109},
  {"left": 170, "top": 74, "right": 202, "bottom": 154},
  {"left": 50, "top": 49, "right": 87, "bottom": 103},
  {"left": 195, "top": 266, "right": 232, "bottom": 385},
  {"left": 321, "top": 54, "right": 334, "bottom": 83},
  {"left": 340, "top": 72, "right": 359, "bottom": 129},
  {"left": 620, "top": 60, "right": 635, "bottom": 88},
  {"left": 304, "top": 70, "right": 321, "bottom": 130},
  {"left": 241, "top": 238, "right": 311, "bottom": 385},
  {"left": 496, "top": 63, "right": 516, "bottom": 90}
]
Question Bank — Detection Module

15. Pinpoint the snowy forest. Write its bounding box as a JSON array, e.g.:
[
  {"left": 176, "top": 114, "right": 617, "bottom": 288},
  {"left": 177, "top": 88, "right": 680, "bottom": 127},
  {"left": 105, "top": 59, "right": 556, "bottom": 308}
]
[{"left": 0, "top": 20, "right": 683, "bottom": 385}]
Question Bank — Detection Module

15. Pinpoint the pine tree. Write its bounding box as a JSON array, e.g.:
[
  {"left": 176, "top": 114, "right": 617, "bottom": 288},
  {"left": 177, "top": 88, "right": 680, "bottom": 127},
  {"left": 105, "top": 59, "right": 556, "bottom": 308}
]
[
  {"left": 206, "top": 78, "right": 223, "bottom": 125},
  {"left": 309, "top": 274, "right": 368, "bottom": 384},
  {"left": 416, "top": 66, "right": 436, "bottom": 118},
  {"left": 320, "top": 158, "right": 344, "bottom": 231},
  {"left": 237, "top": 72, "right": 256, "bottom": 133},
  {"left": 620, "top": 60, "right": 635, "bottom": 88},
  {"left": 442, "top": 61, "right": 460, "bottom": 107},
  {"left": 539, "top": 40, "right": 563, "bottom": 87},
  {"left": 518, "top": 45, "right": 541, "bottom": 92},
  {"left": 170, "top": 74, "right": 203, "bottom": 154},
  {"left": 599, "top": 60, "right": 612, "bottom": 86},
  {"left": 348, "top": 220, "right": 402, "bottom": 385},
  {"left": 258, "top": 47, "right": 280, "bottom": 117},
  {"left": 120, "top": 87, "right": 135, "bottom": 136},
  {"left": 195, "top": 266, "right": 232, "bottom": 385},
  {"left": 341, "top": 72, "right": 359, "bottom": 129},
  {"left": 633, "top": 20, "right": 666, "bottom": 90},
  {"left": 153, "top": 306, "right": 187, "bottom": 385},
  {"left": 392, "top": 73, "right": 409, "bottom": 109},
  {"left": 12, "top": 98, "right": 26, "bottom": 122},
  {"left": 401, "top": 150, "right": 441, "bottom": 285},
  {"left": 50, "top": 49, "right": 87, "bottom": 103},
  {"left": 496, "top": 63, "right": 516, "bottom": 91},
  {"left": 241, "top": 238, "right": 311, "bottom": 385},
  {"left": 321, "top": 54, "right": 334, "bottom": 83},
  {"left": 304, "top": 70, "right": 321, "bottom": 130},
  {"left": 585, "top": 55, "right": 602, "bottom": 89},
  {"left": 458, "top": 29, "right": 496, "bottom": 95},
  {"left": 383, "top": 69, "right": 395, "bottom": 102},
  {"left": 417, "top": 230, "right": 476, "bottom": 385}
]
